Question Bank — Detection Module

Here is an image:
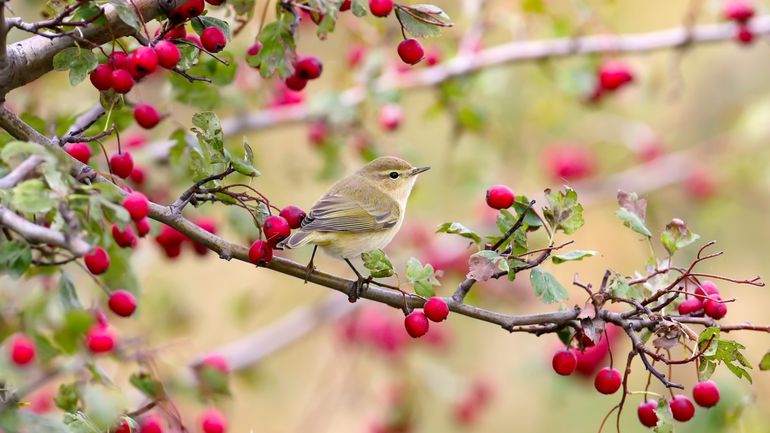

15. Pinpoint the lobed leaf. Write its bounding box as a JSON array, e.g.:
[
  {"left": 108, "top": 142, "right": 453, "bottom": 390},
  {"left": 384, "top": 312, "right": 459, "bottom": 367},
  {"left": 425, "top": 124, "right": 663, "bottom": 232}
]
[
  {"left": 362, "top": 249, "right": 395, "bottom": 278},
  {"left": 436, "top": 222, "right": 482, "bottom": 244},
  {"left": 529, "top": 268, "right": 568, "bottom": 304}
]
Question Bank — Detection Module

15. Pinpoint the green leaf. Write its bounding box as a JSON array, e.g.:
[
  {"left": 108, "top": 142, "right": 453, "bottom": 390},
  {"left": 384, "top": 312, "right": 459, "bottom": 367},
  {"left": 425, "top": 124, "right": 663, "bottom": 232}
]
[
  {"left": 129, "top": 372, "right": 164, "bottom": 399},
  {"left": 230, "top": 139, "right": 260, "bottom": 177},
  {"left": 58, "top": 272, "right": 82, "bottom": 310},
  {"left": 493, "top": 209, "right": 528, "bottom": 254},
  {"left": 467, "top": 250, "right": 508, "bottom": 281},
  {"left": 616, "top": 190, "right": 651, "bottom": 238},
  {"left": 759, "top": 350, "right": 770, "bottom": 370},
  {"left": 52, "top": 310, "right": 95, "bottom": 354},
  {"left": 12, "top": 179, "right": 55, "bottom": 213},
  {"left": 230, "top": 0, "right": 256, "bottom": 16},
  {"left": 660, "top": 218, "right": 700, "bottom": 256},
  {"left": 406, "top": 257, "right": 440, "bottom": 297},
  {"left": 395, "top": 4, "right": 452, "bottom": 38},
  {"left": 63, "top": 411, "right": 102, "bottom": 433},
  {"left": 54, "top": 383, "right": 80, "bottom": 413},
  {"left": 529, "top": 268, "right": 568, "bottom": 304},
  {"left": 190, "top": 111, "right": 227, "bottom": 173},
  {"left": 653, "top": 398, "right": 673, "bottom": 433},
  {"left": 191, "top": 16, "right": 231, "bottom": 39},
  {"left": 169, "top": 73, "right": 220, "bottom": 109},
  {"left": 608, "top": 275, "right": 644, "bottom": 300},
  {"left": 254, "top": 13, "right": 297, "bottom": 78},
  {"left": 362, "top": 249, "right": 394, "bottom": 278},
  {"left": 551, "top": 250, "right": 596, "bottom": 264},
  {"left": 542, "top": 187, "right": 584, "bottom": 234},
  {"left": 436, "top": 222, "right": 481, "bottom": 244},
  {"left": 512, "top": 197, "right": 542, "bottom": 228},
  {"left": 176, "top": 43, "right": 200, "bottom": 71},
  {"left": 698, "top": 327, "right": 754, "bottom": 383},
  {"left": 196, "top": 364, "right": 230, "bottom": 396},
  {"left": 0, "top": 240, "right": 32, "bottom": 278},
  {"left": 52, "top": 47, "right": 98, "bottom": 86},
  {"left": 108, "top": 0, "right": 142, "bottom": 33},
  {"left": 351, "top": 0, "right": 368, "bottom": 16},
  {"left": 1, "top": 140, "right": 54, "bottom": 164}
]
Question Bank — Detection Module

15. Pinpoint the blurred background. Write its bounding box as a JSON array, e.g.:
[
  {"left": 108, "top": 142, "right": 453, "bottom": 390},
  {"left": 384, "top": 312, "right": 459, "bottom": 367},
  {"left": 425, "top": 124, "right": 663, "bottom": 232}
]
[{"left": 3, "top": 0, "right": 770, "bottom": 432}]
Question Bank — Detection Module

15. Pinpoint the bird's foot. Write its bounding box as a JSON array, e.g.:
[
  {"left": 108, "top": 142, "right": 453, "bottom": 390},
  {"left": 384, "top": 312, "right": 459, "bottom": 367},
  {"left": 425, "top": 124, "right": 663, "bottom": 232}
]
[
  {"left": 349, "top": 275, "right": 372, "bottom": 303},
  {"left": 303, "top": 263, "right": 316, "bottom": 284}
]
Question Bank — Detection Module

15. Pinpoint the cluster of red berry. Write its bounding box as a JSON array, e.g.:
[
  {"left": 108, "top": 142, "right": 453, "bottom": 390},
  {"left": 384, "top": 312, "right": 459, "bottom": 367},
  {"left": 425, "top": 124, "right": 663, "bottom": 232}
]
[
  {"left": 248, "top": 206, "right": 307, "bottom": 264},
  {"left": 723, "top": 0, "right": 756, "bottom": 44}
]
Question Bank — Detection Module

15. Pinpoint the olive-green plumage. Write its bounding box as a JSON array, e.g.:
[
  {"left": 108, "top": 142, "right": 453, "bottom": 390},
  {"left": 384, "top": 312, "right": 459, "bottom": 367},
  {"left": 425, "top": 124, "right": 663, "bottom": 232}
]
[{"left": 283, "top": 156, "right": 429, "bottom": 259}]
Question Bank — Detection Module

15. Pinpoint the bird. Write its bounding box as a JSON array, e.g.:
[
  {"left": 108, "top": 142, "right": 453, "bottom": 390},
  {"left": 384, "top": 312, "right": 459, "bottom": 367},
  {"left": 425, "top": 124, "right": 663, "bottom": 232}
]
[{"left": 282, "top": 156, "right": 429, "bottom": 301}]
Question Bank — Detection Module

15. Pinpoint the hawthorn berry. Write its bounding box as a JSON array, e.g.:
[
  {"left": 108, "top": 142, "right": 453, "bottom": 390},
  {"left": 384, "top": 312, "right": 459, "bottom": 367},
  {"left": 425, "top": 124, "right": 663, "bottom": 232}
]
[
  {"left": 132, "top": 46, "right": 159, "bottom": 75},
  {"left": 637, "top": 400, "right": 658, "bottom": 428},
  {"left": 423, "top": 297, "right": 449, "bottom": 322},
  {"left": 543, "top": 144, "right": 596, "bottom": 181},
  {"left": 340, "top": 0, "right": 351, "bottom": 11},
  {"left": 692, "top": 380, "right": 720, "bottom": 408},
  {"left": 114, "top": 419, "right": 131, "bottom": 433},
  {"left": 108, "top": 290, "right": 137, "bottom": 317},
  {"left": 139, "top": 415, "right": 163, "bottom": 433},
  {"left": 160, "top": 25, "right": 187, "bottom": 40},
  {"left": 397, "top": 39, "right": 424, "bottom": 65},
  {"left": 598, "top": 61, "right": 634, "bottom": 91},
  {"left": 64, "top": 142, "right": 92, "bottom": 164},
  {"left": 263, "top": 215, "right": 291, "bottom": 247},
  {"left": 193, "top": 218, "right": 217, "bottom": 255},
  {"left": 677, "top": 296, "right": 703, "bottom": 315},
  {"left": 724, "top": 0, "right": 755, "bottom": 23},
  {"left": 201, "top": 27, "right": 227, "bottom": 53},
  {"left": 247, "top": 41, "right": 262, "bottom": 56},
  {"left": 112, "top": 224, "right": 138, "bottom": 248},
  {"left": 296, "top": 56, "right": 323, "bottom": 80},
  {"left": 425, "top": 48, "right": 441, "bottom": 66},
  {"left": 111, "top": 69, "right": 134, "bottom": 94},
  {"left": 347, "top": 44, "right": 366, "bottom": 68},
  {"left": 404, "top": 311, "right": 429, "bottom": 338},
  {"left": 248, "top": 240, "right": 273, "bottom": 264},
  {"left": 86, "top": 326, "right": 116, "bottom": 353},
  {"left": 279, "top": 206, "right": 306, "bottom": 229},
  {"left": 695, "top": 281, "right": 720, "bottom": 297},
  {"left": 186, "top": 34, "right": 202, "bottom": 47},
  {"left": 485, "top": 185, "right": 515, "bottom": 210},
  {"left": 369, "top": 0, "right": 393, "bottom": 17},
  {"left": 736, "top": 25, "right": 754, "bottom": 44},
  {"left": 154, "top": 40, "right": 181, "bottom": 69},
  {"left": 704, "top": 295, "right": 727, "bottom": 320},
  {"left": 594, "top": 367, "right": 622, "bottom": 394},
  {"left": 168, "top": 0, "right": 205, "bottom": 22},
  {"left": 200, "top": 408, "right": 227, "bottom": 433},
  {"left": 551, "top": 349, "right": 578, "bottom": 376},
  {"left": 134, "top": 104, "right": 161, "bottom": 129},
  {"left": 285, "top": 73, "right": 307, "bottom": 91},
  {"left": 109, "top": 51, "right": 131, "bottom": 70},
  {"left": 89, "top": 64, "right": 113, "bottom": 91},
  {"left": 201, "top": 353, "right": 230, "bottom": 373},
  {"left": 110, "top": 151, "right": 134, "bottom": 179},
  {"left": 84, "top": 247, "right": 110, "bottom": 274},
  {"left": 8, "top": 334, "right": 36, "bottom": 366},
  {"left": 130, "top": 166, "right": 146, "bottom": 185},
  {"left": 670, "top": 395, "right": 695, "bottom": 422},
  {"left": 123, "top": 191, "right": 150, "bottom": 221},
  {"left": 308, "top": 121, "right": 329, "bottom": 145},
  {"left": 205, "top": 0, "right": 225, "bottom": 5},
  {"left": 135, "top": 217, "right": 151, "bottom": 238},
  {"left": 378, "top": 104, "right": 402, "bottom": 131}
]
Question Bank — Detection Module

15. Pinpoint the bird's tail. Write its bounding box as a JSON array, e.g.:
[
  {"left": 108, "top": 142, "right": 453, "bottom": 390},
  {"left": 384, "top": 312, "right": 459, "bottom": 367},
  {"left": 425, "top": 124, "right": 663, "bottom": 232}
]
[{"left": 280, "top": 230, "right": 316, "bottom": 250}]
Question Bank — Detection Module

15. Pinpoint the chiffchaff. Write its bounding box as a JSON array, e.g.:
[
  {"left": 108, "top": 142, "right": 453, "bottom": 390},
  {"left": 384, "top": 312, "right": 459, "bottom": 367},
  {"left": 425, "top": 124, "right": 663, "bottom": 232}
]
[{"left": 283, "top": 156, "right": 429, "bottom": 298}]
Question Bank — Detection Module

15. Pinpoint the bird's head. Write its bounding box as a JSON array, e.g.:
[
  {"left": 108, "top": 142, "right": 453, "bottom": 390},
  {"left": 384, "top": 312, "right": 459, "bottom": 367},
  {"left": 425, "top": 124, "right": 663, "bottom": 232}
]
[{"left": 357, "top": 156, "right": 430, "bottom": 198}]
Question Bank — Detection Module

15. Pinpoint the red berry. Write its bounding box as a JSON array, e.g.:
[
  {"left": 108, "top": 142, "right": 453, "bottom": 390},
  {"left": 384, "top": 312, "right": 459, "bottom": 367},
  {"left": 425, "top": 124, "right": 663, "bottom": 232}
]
[
  {"left": 397, "top": 39, "right": 424, "bottom": 65},
  {"left": 307, "top": 121, "right": 329, "bottom": 145},
  {"left": 201, "top": 27, "right": 227, "bottom": 53},
  {"left": 425, "top": 48, "right": 441, "bottom": 66},
  {"left": 736, "top": 24, "right": 754, "bottom": 44},
  {"left": 404, "top": 311, "right": 429, "bottom": 338},
  {"left": 154, "top": 40, "right": 181, "bottom": 69},
  {"left": 140, "top": 415, "right": 163, "bottom": 433},
  {"left": 84, "top": 247, "right": 110, "bottom": 274},
  {"left": 114, "top": 419, "right": 131, "bottom": 433},
  {"left": 112, "top": 224, "right": 138, "bottom": 248},
  {"left": 108, "top": 290, "right": 137, "bottom": 317},
  {"left": 201, "top": 354, "right": 230, "bottom": 374},
  {"left": 168, "top": 0, "right": 205, "bottom": 22},
  {"left": 205, "top": 0, "right": 225, "bottom": 5},
  {"left": 695, "top": 281, "right": 719, "bottom": 297},
  {"left": 369, "top": 0, "right": 393, "bottom": 17},
  {"left": 132, "top": 46, "right": 159, "bottom": 75},
  {"left": 263, "top": 215, "right": 291, "bottom": 247},
  {"left": 192, "top": 218, "right": 217, "bottom": 255},
  {"left": 295, "top": 56, "right": 323, "bottom": 80},
  {"left": 485, "top": 184, "right": 515, "bottom": 210},
  {"left": 135, "top": 217, "right": 151, "bottom": 238},
  {"left": 637, "top": 400, "right": 659, "bottom": 428},
  {"left": 186, "top": 34, "right": 202, "bottom": 47},
  {"left": 543, "top": 144, "right": 596, "bottom": 181},
  {"left": 677, "top": 296, "right": 703, "bottom": 315},
  {"left": 248, "top": 240, "right": 273, "bottom": 264},
  {"left": 8, "top": 334, "right": 36, "bottom": 366},
  {"left": 109, "top": 51, "right": 130, "bottom": 70},
  {"left": 279, "top": 206, "right": 306, "bottom": 229},
  {"left": 670, "top": 395, "right": 695, "bottom": 422},
  {"left": 340, "top": 0, "right": 351, "bottom": 11},
  {"left": 111, "top": 69, "right": 134, "bottom": 94},
  {"left": 724, "top": 0, "right": 754, "bottom": 23},
  {"left": 134, "top": 104, "right": 161, "bottom": 129},
  {"left": 156, "top": 225, "right": 187, "bottom": 247},
  {"left": 64, "top": 142, "right": 92, "bottom": 164},
  {"left": 247, "top": 41, "right": 262, "bottom": 57},
  {"left": 123, "top": 191, "right": 150, "bottom": 221},
  {"left": 199, "top": 408, "right": 227, "bottom": 433},
  {"left": 598, "top": 61, "right": 634, "bottom": 91},
  {"left": 704, "top": 295, "right": 727, "bottom": 320},
  {"left": 378, "top": 104, "right": 402, "bottom": 131},
  {"left": 423, "top": 297, "right": 449, "bottom": 322},
  {"left": 551, "top": 349, "right": 578, "bottom": 376},
  {"left": 160, "top": 25, "right": 187, "bottom": 40},
  {"left": 594, "top": 367, "right": 622, "bottom": 394},
  {"left": 90, "top": 64, "right": 113, "bottom": 91},
  {"left": 86, "top": 326, "right": 116, "bottom": 353},
  {"left": 285, "top": 73, "right": 307, "bottom": 91},
  {"left": 110, "top": 152, "right": 134, "bottom": 179},
  {"left": 692, "top": 380, "right": 720, "bottom": 408},
  {"left": 130, "top": 166, "right": 146, "bottom": 185}
]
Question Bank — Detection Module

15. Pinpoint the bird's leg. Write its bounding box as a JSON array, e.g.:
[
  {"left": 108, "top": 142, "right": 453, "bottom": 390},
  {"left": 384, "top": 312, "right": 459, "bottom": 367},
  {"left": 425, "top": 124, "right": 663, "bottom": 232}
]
[
  {"left": 344, "top": 258, "right": 371, "bottom": 303},
  {"left": 303, "top": 246, "right": 318, "bottom": 284}
]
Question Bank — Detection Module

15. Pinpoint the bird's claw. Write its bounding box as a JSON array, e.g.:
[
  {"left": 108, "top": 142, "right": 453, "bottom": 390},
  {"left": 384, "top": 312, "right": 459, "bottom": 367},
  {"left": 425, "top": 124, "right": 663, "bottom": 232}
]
[
  {"left": 348, "top": 275, "right": 372, "bottom": 303},
  {"left": 303, "top": 263, "right": 316, "bottom": 284}
]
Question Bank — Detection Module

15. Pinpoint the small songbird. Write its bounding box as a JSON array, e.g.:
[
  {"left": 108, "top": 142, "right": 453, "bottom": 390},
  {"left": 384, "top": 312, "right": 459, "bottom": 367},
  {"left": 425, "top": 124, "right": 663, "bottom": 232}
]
[{"left": 283, "top": 156, "right": 429, "bottom": 300}]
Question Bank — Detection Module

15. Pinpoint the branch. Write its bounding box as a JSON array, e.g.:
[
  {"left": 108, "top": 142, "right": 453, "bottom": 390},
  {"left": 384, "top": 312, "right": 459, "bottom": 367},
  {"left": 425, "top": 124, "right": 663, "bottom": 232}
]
[
  {"left": 0, "top": 206, "right": 91, "bottom": 256},
  {"left": 219, "top": 16, "right": 770, "bottom": 136},
  {"left": 0, "top": 155, "right": 43, "bottom": 188},
  {"left": 58, "top": 105, "right": 106, "bottom": 145},
  {"left": 0, "top": 1, "right": 8, "bottom": 68}
]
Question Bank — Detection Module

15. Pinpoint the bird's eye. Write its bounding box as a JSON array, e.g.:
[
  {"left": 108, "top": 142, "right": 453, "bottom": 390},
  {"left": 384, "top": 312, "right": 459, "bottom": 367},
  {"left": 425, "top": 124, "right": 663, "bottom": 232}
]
[{"left": 389, "top": 171, "right": 399, "bottom": 179}]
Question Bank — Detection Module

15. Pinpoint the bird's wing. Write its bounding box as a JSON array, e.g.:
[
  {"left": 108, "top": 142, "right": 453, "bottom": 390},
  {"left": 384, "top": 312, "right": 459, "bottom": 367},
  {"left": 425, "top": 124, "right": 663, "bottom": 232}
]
[{"left": 299, "top": 193, "right": 399, "bottom": 233}]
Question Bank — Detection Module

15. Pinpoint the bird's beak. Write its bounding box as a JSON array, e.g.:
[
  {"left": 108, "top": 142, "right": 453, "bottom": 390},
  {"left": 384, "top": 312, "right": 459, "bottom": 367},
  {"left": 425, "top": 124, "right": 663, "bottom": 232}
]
[{"left": 409, "top": 166, "right": 430, "bottom": 176}]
